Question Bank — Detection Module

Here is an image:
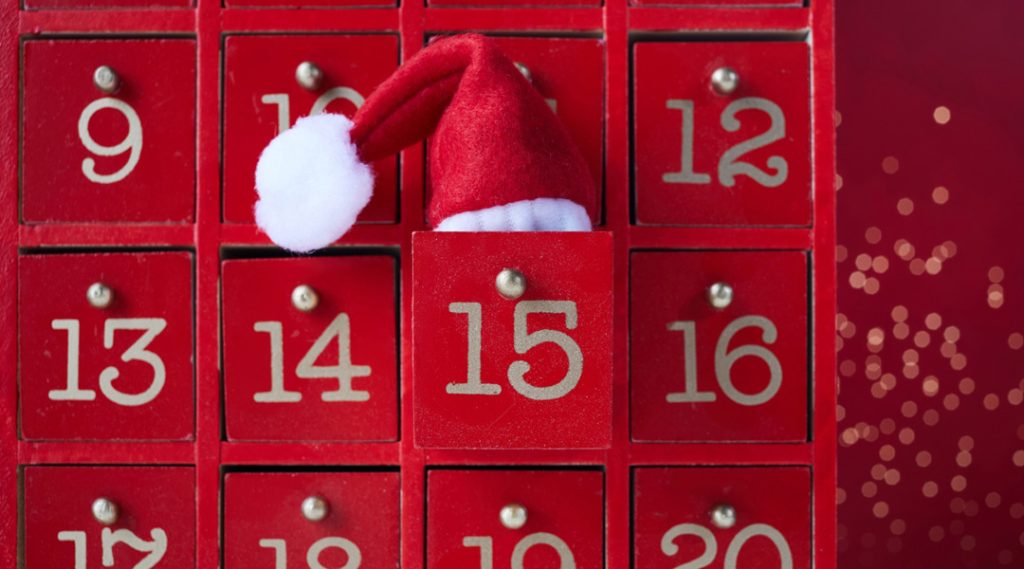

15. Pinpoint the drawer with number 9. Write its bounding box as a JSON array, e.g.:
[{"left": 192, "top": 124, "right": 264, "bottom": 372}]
[
  {"left": 21, "top": 39, "right": 195, "bottom": 223},
  {"left": 224, "top": 472, "right": 399, "bottom": 568},
  {"left": 19, "top": 252, "right": 194, "bottom": 441},
  {"left": 223, "top": 34, "right": 399, "bottom": 226},
  {"left": 24, "top": 466, "right": 195, "bottom": 569},
  {"left": 222, "top": 256, "right": 398, "bottom": 442},
  {"left": 634, "top": 467, "right": 810, "bottom": 569},
  {"left": 427, "top": 469, "right": 603, "bottom": 568},
  {"left": 633, "top": 42, "right": 810, "bottom": 227},
  {"left": 630, "top": 251, "right": 808, "bottom": 442},
  {"left": 413, "top": 232, "right": 613, "bottom": 449}
]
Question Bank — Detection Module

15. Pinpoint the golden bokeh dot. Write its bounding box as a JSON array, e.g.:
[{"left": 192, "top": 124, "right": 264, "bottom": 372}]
[
  {"left": 958, "top": 435, "right": 974, "bottom": 451},
  {"left": 989, "top": 266, "right": 1005, "bottom": 283},
  {"left": 949, "top": 497, "right": 965, "bottom": 514},
  {"left": 891, "top": 305, "right": 909, "bottom": 322},
  {"left": 925, "top": 257, "right": 943, "bottom": 275},
  {"left": 956, "top": 450, "right": 972, "bottom": 467},
  {"left": 836, "top": 336, "right": 844, "bottom": 352},
  {"left": 894, "top": 240, "right": 915, "bottom": 260},
  {"left": 864, "top": 278, "right": 881, "bottom": 295},
  {"left": 950, "top": 475, "right": 967, "bottom": 492},
  {"left": 836, "top": 244, "right": 848, "bottom": 263},
  {"left": 855, "top": 254, "right": 872, "bottom": 271},
  {"left": 944, "top": 326, "right": 961, "bottom": 343},
  {"left": 928, "top": 525, "right": 944, "bottom": 541},
  {"left": 882, "top": 156, "right": 900, "bottom": 175},
  {"left": 835, "top": 174, "right": 844, "bottom": 191},
  {"left": 837, "top": 404, "right": 846, "bottom": 422},
  {"left": 837, "top": 487, "right": 847, "bottom": 505},
  {"left": 940, "top": 342, "right": 958, "bottom": 358},
  {"left": 932, "top": 186, "right": 950, "bottom": 204},
  {"left": 840, "top": 360, "right": 856, "bottom": 377},
  {"left": 880, "top": 373, "right": 896, "bottom": 390},
  {"left": 943, "top": 393, "right": 961, "bottom": 411},
  {"left": 903, "top": 349, "right": 919, "bottom": 364},
  {"left": 867, "top": 327, "right": 885, "bottom": 346},
  {"left": 959, "top": 377, "right": 976, "bottom": 395},
  {"left": 961, "top": 535, "right": 976, "bottom": 552},
  {"left": 909, "top": 258, "right": 926, "bottom": 276},
  {"left": 916, "top": 450, "right": 932, "bottom": 467},
  {"left": 893, "top": 322, "right": 910, "bottom": 340},
  {"left": 944, "top": 240, "right": 959, "bottom": 257},
  {"left": 988, "top": 284, "right": 1005, "bottom": 309},
  {"left": 1008, "top": 389, "right": 1023, "bottom": 406},
  {"left": 922, "top": 377, "right": 940, "bottom": 397},
  {"left": 880, "top": 444, "right": 896, "bottom": 461},
  {"left": 898, "top": 427, "right": 915, "bottom": 445},
  {"left": 901, "top": 400, "right": 918, "bottom": 418},
  {"left": 862, "top": 481, "right": 878, "bottom": 498},
  {"left": 965, "top": 500, "right": 980, "bottom": 517},
  {"left": 1013, "top": 449, "right": 1024, "bottom": 467},
  {"left": 1011, "top": 503, "right": 1024, "bottom": 519},
  {"left": 890, "top": 519, "right": 906, "bottom": 536},
  {"left": 866, "top": 226, "right": 883, "bottom": 244},
  {"left": 1009, "top": 333, "right": 1024, "bottom": 350},
  {"left": 924, "top": 313, "right": 942, "bottom": 330},
  {"left": 871, "top": 463, "right": 887, "bottom": 480},
  {"left": 835, "top": 111, "right": 843, "bottom": 126},
  {"left": 914, "top": 331, "right": 931, "bottom": 348},
  {"left": 873, "top": 501, "right": 890, "bottom": 518},
  {"left": 840, "top": 427, "right": 859, "bottom": 446},
  {"left": 984, "top": 393, "right": 1000, "bottom": 410},
  {"left": 922, "top": 481, "right": 939, "bottom": 497},
  {"left": 880, "top": 418, "right": 897, "bottom": 435},
  {"left": 849, "top": 271, "right": 867, "bottom": 289},
  {"left": 896, "top": 197, "right": 914, "bottom": 215},
  {"left": 986, "top": 492, "right": 1002, "bottom": 508},
  {"left": 840, "top": 318, "right": 857, "bottom": 339},
  {"left": 933, "top": 106, "right": 951, "bottom": 124},
  {"left": 870, "top": 382, "right": 887, "bottom": 399},
  {"left": 883, "top": 469, "right": 901, "bottom": 486},
  {"left": 923, "top": 409, "right": 940, "bottom": 426},
  {"left": 950, "top": 353, "right": 967, "bottom": 370},
  {"left": 872, "top": 256, "right": 890, "bottom": 273}
]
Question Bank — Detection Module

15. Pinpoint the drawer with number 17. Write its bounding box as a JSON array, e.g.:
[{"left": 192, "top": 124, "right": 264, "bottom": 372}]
[
  {"left": 631, "top": 251, "right": 808, "bottom": 442},
  {"left": 413, "top": 232, "right": 613, "bottom": 449},
  {"left": 633, "top": 42, "right": 810, "bottom": 226},
  {"left": 19, "top": 253, "right": 194, "bottom": 441},
  {"left": 21, "top": 39, "right": 195, "bottom": 223}
]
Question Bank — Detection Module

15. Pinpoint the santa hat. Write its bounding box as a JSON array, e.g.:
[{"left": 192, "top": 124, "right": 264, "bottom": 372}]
[{"left": 254, "top": 33, "right": 596, "bottom": 253}]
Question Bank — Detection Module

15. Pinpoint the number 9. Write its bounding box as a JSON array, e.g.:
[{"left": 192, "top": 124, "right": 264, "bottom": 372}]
[{"left": 78, "top": 97, "right": 143, "bottom": 184}]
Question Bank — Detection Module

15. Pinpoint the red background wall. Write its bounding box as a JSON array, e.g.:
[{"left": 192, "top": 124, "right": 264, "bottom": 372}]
[{"left": 836, "top": 1, "right": 1024, "bottom": 567}]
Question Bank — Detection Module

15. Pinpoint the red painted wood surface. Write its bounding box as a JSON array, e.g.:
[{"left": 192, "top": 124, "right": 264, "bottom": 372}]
[
  {"left": 631, "top": 251, "right": 809, "bottom": 442},
  {"left": 23, "top": 466, "right": 195, "bottom": 568},
  {"left": 634, "top": 467, "right": 811, "bottom": 568},
  {"left": 0, "top": 1, "right": 836, "bottom": 568},
  {"left": 427, "top": 469, "right": 604, "bottom": 567},
  {"left": 222, "top": 256, "right": 398, "bottom": 442},
  {"left": 223, "top": 471, "right": 400, "bottom": 567},
  {"left": 19, "top": 252, "right": 194, "bottom": 441}
]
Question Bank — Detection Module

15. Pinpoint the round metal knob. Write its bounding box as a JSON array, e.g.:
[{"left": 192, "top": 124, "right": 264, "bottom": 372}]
[
  {"left": 87, "top": 282, "right": 114, "bottom": 309},
  {"left": 92, "top": 497, "right": 119, "bottom": 525},
  {"left": 291, "top": 284, "right": 319, "bottom": 312},
  {"left": 495, "top": 268, "right": 527, "bottom": 300},
  {"left": 706, "top": 282, "right": 734, "bottom": 309},
  {"left": 514, "top": 62, "right": 533, "bottom": 84},
  {"left": 295, "top": 61, "right": 324, "bottom": 91},
  {"left": 500, "top": 503, "right": 527, "bottom": 530},
  {"left": 93, "top": 65, "right": 121, "bottom": 94},
  {"left": 710, "top": 67, "right": 740, "bottom": 96},
  {"left": 710, "top": 504, "right": 737, "bottom": 529},
  {"left": 302, "top": 496, "right": 329, "bottom": 522}
]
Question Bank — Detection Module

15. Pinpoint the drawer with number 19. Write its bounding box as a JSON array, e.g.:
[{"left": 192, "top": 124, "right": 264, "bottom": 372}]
[
  {"left": 633, "top": 42, "right": 810, "bottom": 226},
  {"left": 21, "top": 39, "right": 196, "bottom": 223},
  {"left": 19, "top": 252, "right": 194, "bottom": 441}
]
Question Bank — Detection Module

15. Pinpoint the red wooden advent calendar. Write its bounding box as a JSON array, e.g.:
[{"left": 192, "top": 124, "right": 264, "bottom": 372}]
[{"left": 0, "top": 0, "right": 836, "bottom": 565}]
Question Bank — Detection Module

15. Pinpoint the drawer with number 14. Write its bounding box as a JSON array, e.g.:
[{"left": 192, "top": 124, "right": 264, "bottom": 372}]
[
  {"left": 21, "top": 39, "right": 195, "bottom": 223},
  {"left": 633, "top": 42, "right": 810, "bottom": 226},
  {"left": 19, "top": 253, "right": 194, "bottom": 441}
]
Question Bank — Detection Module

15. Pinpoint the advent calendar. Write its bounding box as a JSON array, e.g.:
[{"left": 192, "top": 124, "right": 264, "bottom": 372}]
[{"left": 0, "top": 0, "right": 836, "bottom": 565}]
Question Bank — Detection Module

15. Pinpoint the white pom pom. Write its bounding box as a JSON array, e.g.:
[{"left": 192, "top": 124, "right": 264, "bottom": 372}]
[{"left": 254, "top": 114, "right": 374, "bottom": 253}]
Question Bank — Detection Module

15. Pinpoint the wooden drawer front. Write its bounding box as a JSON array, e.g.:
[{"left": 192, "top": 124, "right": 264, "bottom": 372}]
[
  {"left": 222, "top": 256, "right": 398, "bottom": 442},
  {"left": 413, "top": 232, "right": 613, "bottom": 449},
  {"left": 428, "top": 469, "right": 603, "bottom": 567},
  {"left": 22, "top": 39, "right": 195, "bottom": 223},
  {"left": 631, "top": 251, "right": 809, "bottom": 442},
  {"left": 24, "top": 466, "right": 195, "bottom": 568},
  {"left": 223, "top": 34, "right": 399, "bottom": 226},
  {"left": 634, "top": 42, "right": 810, "bottom": 226},
  {"left": 634, "top": 467, "right": 810, "bottom": 569},
  {"left": 223, "top": 472, "right": 400, "bottom": 568},
  {"left": 19, "top": 253, "right": 194, "bottom": 441}
]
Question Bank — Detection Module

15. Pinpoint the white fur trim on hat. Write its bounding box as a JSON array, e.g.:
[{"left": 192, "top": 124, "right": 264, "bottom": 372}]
[
  {"left": 434, "top": 197, "right": 592, "bottom": 232},
  {"left": 254, "top": 113, "right": 374, "bottom": 253}
]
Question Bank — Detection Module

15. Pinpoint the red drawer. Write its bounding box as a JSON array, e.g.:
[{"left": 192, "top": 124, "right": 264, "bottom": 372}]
[
  {"left": 634, "top": 467, "right": 810, "bottom": 569},
  {"left": 224, "top": 472, "right": 400, "bottom": 568},
  {"left": 413, "top": 232, "right": 613, "bottom": 449},
  {"left": 222, "top": 256, "right": 397, "bottom": 442},
  {"left": 223, "top": 34, "right": 399, "bottom": 226},
  {"left": 428, "top": 469, "right": 603, "bottom": 568},
  {"left": 632, "top": 0, "right": 799, "bottom": 6},
  {"left": 426, "top": 37, "right": 604, "bottom": 221},
  {"left": 631, "top": 251, "right": 808, "bottom": 442},
  {"left": 24, "top": 466, "right": 195, "bottom": 568},
  {"left": 19, "top": 253, "right": 194, "bottom": 441},
  {"left": 24, "top": 0, "right": 190, "bottom": 9},
  {"left": 634, "top": 42, "right": 810, "bottom": 226},
  {"left": 21, "top": 39, "right": 195, "bottom": 223}
]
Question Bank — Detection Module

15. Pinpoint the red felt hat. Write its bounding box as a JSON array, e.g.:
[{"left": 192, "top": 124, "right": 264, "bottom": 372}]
[{"left": 254, "top": 33, "right": 596, "bottom": 252}]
